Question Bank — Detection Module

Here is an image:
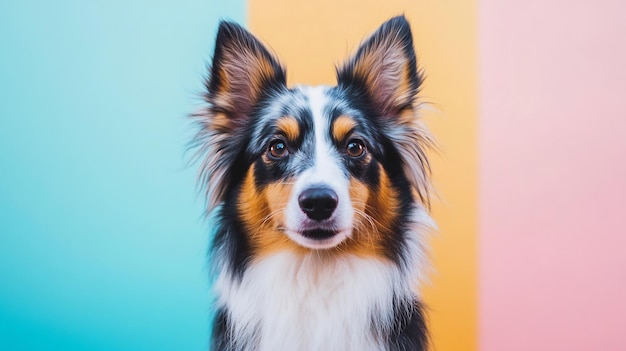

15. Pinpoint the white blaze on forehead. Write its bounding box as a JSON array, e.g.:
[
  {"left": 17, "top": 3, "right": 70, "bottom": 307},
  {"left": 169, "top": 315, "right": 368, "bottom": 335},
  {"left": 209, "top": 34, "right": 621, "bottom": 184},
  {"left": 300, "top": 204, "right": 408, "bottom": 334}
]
[
  {"left": 282, "top": 85, "right": 354, "bottom": 249},
  {"left": 302, "top": 86, "right": 345, "bottom": 184}
]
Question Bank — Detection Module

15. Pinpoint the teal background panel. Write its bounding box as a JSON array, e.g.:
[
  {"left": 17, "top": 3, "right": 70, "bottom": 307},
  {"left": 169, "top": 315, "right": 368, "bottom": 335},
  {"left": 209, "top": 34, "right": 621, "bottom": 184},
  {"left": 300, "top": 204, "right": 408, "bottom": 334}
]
[{"left": 0, "top": 1, "right": 244, "bottom": 350}]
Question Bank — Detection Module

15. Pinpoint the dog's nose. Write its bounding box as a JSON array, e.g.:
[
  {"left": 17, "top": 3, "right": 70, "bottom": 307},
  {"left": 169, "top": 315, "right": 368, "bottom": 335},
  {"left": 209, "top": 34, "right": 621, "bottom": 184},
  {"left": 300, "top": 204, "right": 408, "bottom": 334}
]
[{"left": 298, "top": 187, "right": 338, "bottom": 221}]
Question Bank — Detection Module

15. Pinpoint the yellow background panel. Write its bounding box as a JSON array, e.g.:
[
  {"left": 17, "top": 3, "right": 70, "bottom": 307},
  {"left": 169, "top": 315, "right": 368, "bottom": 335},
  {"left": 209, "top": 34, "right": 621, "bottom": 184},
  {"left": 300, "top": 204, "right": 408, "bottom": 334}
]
[{"left": 249, "top": 1, "right": 477, "bottom": 350}]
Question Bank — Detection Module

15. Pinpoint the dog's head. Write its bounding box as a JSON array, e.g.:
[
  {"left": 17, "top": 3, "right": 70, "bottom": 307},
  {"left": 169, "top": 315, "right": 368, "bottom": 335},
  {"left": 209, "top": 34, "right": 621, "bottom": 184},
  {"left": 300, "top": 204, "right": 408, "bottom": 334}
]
[{"left": 194, "top": 16, "right": 432, "bottom": 257}]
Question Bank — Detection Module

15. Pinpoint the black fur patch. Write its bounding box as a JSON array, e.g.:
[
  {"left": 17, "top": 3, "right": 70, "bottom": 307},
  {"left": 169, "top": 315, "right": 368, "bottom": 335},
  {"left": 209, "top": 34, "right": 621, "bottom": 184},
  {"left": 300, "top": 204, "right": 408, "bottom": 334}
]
[
  {"left": 386, "top": 299, "right": 429, "bottom": 351},
  {"left": 211, "top": 308, "right": 232, "bottom": 351}
]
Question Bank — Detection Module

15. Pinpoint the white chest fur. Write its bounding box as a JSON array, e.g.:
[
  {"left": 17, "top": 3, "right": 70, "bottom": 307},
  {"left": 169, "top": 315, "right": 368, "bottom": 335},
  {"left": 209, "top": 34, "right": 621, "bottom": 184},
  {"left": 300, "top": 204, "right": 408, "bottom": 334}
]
[{"left": 215, "top": 252, "right": 414, "bottom": 351}]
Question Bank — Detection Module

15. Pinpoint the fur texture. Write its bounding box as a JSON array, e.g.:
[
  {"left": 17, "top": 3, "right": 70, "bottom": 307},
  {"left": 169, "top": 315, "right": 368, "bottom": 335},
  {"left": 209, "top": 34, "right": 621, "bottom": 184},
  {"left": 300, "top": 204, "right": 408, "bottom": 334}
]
[{"left": 192, "top": 15, "right": 435, "bottom": 351}]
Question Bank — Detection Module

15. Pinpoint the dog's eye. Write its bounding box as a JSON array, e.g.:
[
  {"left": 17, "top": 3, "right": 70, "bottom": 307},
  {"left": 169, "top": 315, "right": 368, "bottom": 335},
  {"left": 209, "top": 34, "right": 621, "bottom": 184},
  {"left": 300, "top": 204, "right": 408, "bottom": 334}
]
[
  {"left": 268, "top": 139, "right": 289, "bottom": 159},
  {"left": 346, "top": 139, "right": 366, "bottom": 158}
]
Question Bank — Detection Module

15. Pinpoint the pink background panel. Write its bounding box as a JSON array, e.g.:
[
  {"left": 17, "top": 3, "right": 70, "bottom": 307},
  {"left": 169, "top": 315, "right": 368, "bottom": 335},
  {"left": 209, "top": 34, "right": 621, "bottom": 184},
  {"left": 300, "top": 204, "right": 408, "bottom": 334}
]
[{"left": 479, "top": 0, "right": 626, "bottom": 350}]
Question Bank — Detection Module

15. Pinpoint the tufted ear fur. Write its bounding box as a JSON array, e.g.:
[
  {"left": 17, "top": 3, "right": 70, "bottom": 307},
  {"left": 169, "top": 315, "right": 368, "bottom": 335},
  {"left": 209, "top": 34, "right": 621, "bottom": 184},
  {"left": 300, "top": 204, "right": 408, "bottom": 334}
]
[
  {"left": 194, "top": 21, "right": 286, "bottom": 212},
  {"left": 337, "top": 16, "right": 433, "bottom": 205},
  {"left": 207, "top": 21, "right": 286, "bottom": 122},
  {"left": 337, "top": 15, "right": 422, "bottom": 118}
]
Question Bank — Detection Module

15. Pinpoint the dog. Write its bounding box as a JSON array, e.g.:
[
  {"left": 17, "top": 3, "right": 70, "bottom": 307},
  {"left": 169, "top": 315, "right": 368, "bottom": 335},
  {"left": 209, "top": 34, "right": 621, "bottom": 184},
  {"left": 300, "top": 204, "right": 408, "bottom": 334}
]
[{"left": 192, "top": 15, "right": 435, "bottom": 351}]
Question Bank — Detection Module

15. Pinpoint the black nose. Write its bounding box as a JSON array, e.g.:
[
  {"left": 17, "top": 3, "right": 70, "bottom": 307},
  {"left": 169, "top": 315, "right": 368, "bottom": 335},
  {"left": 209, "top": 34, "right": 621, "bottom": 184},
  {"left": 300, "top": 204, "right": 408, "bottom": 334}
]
[{"left": 298, "top": 187, "right": 338, "bottom": 221}]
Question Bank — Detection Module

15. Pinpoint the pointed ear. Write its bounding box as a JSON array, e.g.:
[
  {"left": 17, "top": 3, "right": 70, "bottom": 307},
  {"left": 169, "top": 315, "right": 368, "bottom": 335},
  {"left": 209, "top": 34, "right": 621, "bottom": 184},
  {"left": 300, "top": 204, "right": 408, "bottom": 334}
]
[
  {"left": 195, "top": 22, "right": 285, "bottom": 212},
  {"left": 206, "top": 21, "right": 286, "bottom": 122},
  {"left": 337, "top": 16, "right": 421, "bottom": 116}
]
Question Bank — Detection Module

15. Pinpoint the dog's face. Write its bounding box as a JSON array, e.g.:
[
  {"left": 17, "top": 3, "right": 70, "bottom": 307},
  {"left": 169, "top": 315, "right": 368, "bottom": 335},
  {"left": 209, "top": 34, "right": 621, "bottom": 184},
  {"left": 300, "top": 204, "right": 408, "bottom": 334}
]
[{"left": 195, "top": 17, "right": 431, "bottom": 258}]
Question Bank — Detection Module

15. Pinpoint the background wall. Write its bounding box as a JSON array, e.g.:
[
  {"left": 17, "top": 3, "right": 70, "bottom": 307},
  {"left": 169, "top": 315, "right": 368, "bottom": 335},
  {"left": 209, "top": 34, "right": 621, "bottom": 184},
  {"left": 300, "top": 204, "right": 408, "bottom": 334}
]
[
  {"left": 0, "top": 1, "right": 244, "bottom": 350},
  {"left": 479, "top": 0, "right": 626, "bottom": 350},
  {"left": 1, "top": 1, "right": 625, "bottom": 350}
]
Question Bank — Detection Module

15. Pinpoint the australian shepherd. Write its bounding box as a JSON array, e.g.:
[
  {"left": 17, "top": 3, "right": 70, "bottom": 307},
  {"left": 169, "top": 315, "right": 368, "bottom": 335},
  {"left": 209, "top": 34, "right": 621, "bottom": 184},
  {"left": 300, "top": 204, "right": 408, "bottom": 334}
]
[{"left": 192, "top": 15, "right": 435, "bottom": 351}]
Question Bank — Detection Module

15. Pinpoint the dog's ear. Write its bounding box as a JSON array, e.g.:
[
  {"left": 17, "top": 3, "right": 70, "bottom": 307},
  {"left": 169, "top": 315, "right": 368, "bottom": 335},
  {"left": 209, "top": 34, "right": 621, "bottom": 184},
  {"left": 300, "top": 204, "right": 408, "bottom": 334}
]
[
  {"left": 337, "top": 16, "right": 421, "bottom": 117},
  {"left": 338, "top": 16, "right": 433, "bottom": 206},
  {"left": 206, "top": 21, "right": 286, "bottom": 122},
  {"left": 195, "top": 22, "right": 286, "bottom": 213}
]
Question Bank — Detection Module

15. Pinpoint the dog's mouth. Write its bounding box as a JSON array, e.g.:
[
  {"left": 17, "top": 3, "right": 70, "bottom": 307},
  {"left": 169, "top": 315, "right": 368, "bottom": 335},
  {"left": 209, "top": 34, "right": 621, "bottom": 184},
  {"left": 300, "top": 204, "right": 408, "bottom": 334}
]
[
  {"left": 284, "top": 226, "right": 351, "bottom": 249},
  {"left": 301, "top": 229, "right": 337, "bottom": 240}
]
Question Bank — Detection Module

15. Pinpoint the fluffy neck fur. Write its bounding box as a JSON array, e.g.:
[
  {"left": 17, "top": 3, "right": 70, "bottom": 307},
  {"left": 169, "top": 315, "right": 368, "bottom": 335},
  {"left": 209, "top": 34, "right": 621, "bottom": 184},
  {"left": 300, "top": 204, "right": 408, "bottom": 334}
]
[{"left": 212, "top": 207, "right": 432, "bottom": 351}]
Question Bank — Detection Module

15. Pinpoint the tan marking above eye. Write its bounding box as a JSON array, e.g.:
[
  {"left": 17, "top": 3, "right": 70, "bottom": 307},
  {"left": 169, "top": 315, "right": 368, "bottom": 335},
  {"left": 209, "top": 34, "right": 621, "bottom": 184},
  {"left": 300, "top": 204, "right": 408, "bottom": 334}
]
[
  {"left": 275, "top": 116, "right": 300, "bottom": 142},
  {"left": 332, "top": 115, "right": 357, "bottom": 142}
]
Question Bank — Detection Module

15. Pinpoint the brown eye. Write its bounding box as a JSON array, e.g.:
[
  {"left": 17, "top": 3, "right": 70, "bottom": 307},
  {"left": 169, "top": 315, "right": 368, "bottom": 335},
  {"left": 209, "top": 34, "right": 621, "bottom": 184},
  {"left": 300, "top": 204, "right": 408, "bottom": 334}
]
[
  {"left": 268, "top": 139, "right": 288, "bottom": 159},
  {"left": 346, "top": 139, "right": 366, "bottom": 157}
]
